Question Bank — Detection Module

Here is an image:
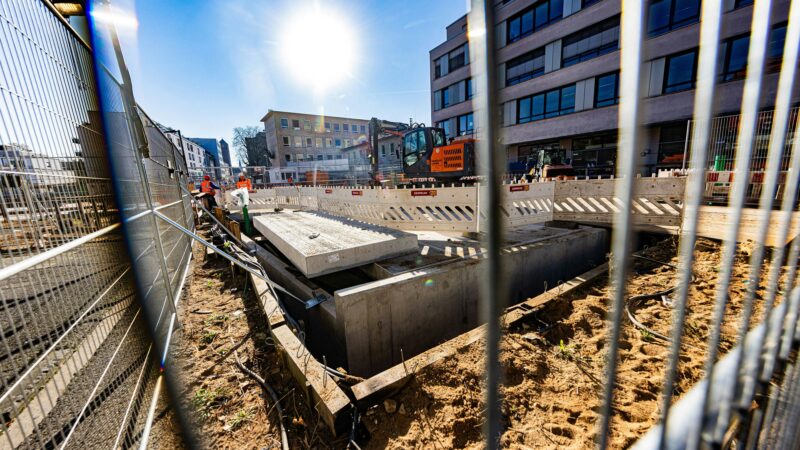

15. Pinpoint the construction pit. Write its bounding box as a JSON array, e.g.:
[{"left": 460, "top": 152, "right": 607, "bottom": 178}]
[{"left": 194, "top": 204, "right": 601, "bottom": 438}]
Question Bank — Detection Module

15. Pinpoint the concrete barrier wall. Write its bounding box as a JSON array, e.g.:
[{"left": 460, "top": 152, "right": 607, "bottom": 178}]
[{"left": 334, "top": 228, "right": 608, "bottom": 376}]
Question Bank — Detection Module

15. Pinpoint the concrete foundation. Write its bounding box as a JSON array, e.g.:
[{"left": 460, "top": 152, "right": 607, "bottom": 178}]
[
  {"left": 253, "top": 211, "right": 418, "bottom": 278},
  {"left": 329, "top": 225, "right": 608, "bottom": 376}
]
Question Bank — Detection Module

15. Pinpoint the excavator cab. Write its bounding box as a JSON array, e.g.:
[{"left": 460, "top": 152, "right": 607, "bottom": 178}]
[{"left": 402, "top": 127, "right": 476, "bottom": 182}]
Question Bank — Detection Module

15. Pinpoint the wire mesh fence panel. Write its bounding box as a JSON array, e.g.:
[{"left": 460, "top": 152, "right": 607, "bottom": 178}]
[{"left": 0, "top": 1, "right": 194, "bottom": 449}]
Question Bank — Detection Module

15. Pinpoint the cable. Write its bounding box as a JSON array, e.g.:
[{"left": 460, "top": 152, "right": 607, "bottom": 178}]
[{"left": 233, "top": 350, "right": 289, "bottom": 450}]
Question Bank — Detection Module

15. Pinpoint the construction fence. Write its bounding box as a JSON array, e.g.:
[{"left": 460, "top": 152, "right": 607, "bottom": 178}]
[{"left": 0, "top": 1, "right": 193, "bottom": 449}]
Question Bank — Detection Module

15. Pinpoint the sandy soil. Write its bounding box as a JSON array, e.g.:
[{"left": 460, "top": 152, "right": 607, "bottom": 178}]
[
  {"left": 363, "top": 238, "right": 774, "bottom": 449},
  {"left": 148, "top": 230, "right": 339, "bottom": 449}
]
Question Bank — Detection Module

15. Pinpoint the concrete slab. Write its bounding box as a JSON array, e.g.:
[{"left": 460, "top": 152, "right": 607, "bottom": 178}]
[{"left": 253, "top": 211, "right": 418, "bottom": 278}]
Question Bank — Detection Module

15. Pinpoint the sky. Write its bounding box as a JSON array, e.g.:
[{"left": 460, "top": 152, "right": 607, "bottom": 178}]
[{"left": 118, "top": 0, "right": 469, "bottom": 165}]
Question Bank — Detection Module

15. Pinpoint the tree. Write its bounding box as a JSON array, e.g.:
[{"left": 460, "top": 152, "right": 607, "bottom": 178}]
[{"left": 232, "top": 126, "right": 260, "bottom": 166}]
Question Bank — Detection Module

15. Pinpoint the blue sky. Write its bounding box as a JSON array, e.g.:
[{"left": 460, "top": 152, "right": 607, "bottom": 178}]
[{"left": 121, "top": 0, "right": 468, "bottom": 164}]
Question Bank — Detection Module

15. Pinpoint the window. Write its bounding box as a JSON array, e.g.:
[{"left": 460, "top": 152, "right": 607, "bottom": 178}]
[
  {"left": 507, "top": 0, "right": 562, "bottom": 44},
  {"left": 292, "top": 119, "right": 300, "bottom": 129},
  {"left": 657, "top": 122, "right": 689, "bottom": 166},
  {"left": 303, "top": 120, "right": 311, "bottom": 131},
  {"left": 335, "top": 139, "right": 342, "bottom": 148},
  {"left": 391, "top": 142, "right": 398, "bottom": 158},
  {"left": 306, "top": 137, "right": 313, "bottom": 147},
  {"left": 280, "top": 118, "right": 289, "bottom": 128},
  {"left": 434, "top": 56, "right": 444, "bottom": 78},
  {"left": 381, "top": 144, "right": 386, "bottom": 156},
  {"left": 343, "top": 123, "right": 349, "bottom": 132},
  {"left": 326, "top": 138, "right": 333, "bottom": 147},
  {"left": 562, "top": 16, "right": 619, "bottom": 67},
  {"left": 317, "top": 155, "right": 323, "bottom": 161},
  {"left": 517, "top": 85, "right": 576, "bottom": 123},
  {"left": 448, "top": 44, "right": 468, "bottom": 71},
  {"left": 327, "top": 155, "right": 333, "bottom": 160},
  {"left": 282, "top": 136, "right": 290, "bottom": 146},
  {"left": 663, "top": 49, "right": 697, "bottom": 93},
  {"left": 466, "top": 78, "right": 473, "bottom": 99},
  {"left": 572, "top": 132, "right": 617, "bottom": 177},
  {"left": 767, "top": 24, "right": 787, "bottom": 72},
  {"left": 285, "top": 154, "right": 290, "bottom": 162},
  {"left": 403, "top": 129, "right": 428, "bottom": 166},
  {"left": 334, "top": 123, "right": 340, "bottom": 132},
  {"left": 360, "top": 125, "right": 366, "bottom": 133},
  {"left": 344, "top": 139, "right": 352, "bottom": 147},
  {"left": 352, "top": 124, "right": 359, "bottom": 133},
  {"left": 325, "top": 122, "right": 331, "bottom": 132},
  {"left": 443, "top": 88, "right": 451, "bottom": 108},
  {"left": 506, "top": 47, "right": 545, "bottom": 86},
  {"left": 294, "top": 136, "right": 303, "bottom": 147},
  {"left": 315, "top": 137, "right": 323, "bottom": 148},
  {"left": 734, "top": 0, "right": 753, "bottom": 8},
  {"left": 595, "top": 73, "right": 619, "bottom": 107},
  {"left": 437, "top": 120, "right": 452, "bottom": 139},
  {"left": 721, "top": 35, "right": 749, "bottom": 81},
  {"left": 647, "top": 0, "right": 700, "bottom": 37},
  {"left": 457, "top": 112, "right": 474, "bottom": 135},
  {"left": 297, "top": 153, "right": 304, "bottom": 161},
  {"left": 581, "top": 0, "right": 601, "bottom": 8}
]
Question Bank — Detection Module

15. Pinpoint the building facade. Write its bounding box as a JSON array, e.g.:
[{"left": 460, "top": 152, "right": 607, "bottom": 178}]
[
  {"left": 430, "top": 0, "right": 796, "bottom": 177},
  {"left": 164, "top": 131, "right": 208, "bottom": 180},
  {"left": 219, "top": 139, "right": 232, "bottom": 166},
  {"left": 260, "top": 110, "right": 371, "bottom": 168}
]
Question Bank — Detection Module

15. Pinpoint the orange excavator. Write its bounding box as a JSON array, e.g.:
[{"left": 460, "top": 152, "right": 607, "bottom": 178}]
[{"left": 368, "top": 118, "right": 477, "bottom": 184}]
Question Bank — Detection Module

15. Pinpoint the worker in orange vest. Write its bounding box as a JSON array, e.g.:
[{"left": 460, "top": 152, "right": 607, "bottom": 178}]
[
  {"left": 200, "top": 174, "right": 219, "bottom": 209},
  {"left": 236, "top": 173, "right": 252, "bottom": 191}
]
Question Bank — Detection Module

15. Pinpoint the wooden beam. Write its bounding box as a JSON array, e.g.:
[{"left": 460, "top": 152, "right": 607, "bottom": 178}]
[{"left": 696, "top": 206, "right": 800, "bottom": 247}]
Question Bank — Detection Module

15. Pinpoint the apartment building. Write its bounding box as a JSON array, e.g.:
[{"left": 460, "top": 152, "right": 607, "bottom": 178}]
[
  {"left": 260, "top": 110, "right": 371, "bottom": 168},
  {"left": 430, "top": 0, "right": 796, "bottom": 177},
  {"left": 164, "top": 131, "right": 207, "bottom": 180}
]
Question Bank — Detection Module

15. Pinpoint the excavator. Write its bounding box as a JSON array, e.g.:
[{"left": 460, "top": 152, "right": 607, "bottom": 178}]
[
  {"left": 368, "top": 118, "right": 477, "bottom": 184},
  {"left": 368, "top": 117, "right": 573, "bottom": 184}
]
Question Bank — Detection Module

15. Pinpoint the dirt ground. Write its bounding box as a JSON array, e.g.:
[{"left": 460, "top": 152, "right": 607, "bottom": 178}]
[
  {"left": 148, "top": 229, "right": 340, "bottom": 449},
  {"left": 363, "top": 238, "right": 775, "bottom": 449}
]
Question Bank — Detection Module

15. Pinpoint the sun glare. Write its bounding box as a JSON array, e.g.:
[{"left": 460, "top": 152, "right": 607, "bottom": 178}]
[{"left": 279, "top": 6, "right": 358, "bottom": 91}]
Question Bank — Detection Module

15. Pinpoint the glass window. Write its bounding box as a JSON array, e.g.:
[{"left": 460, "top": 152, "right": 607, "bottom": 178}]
[
  {"left": 280, "top": 118, "right": 289, "bottom": 128},
  {"left": 334, "top": 123, "right": 340, "bottom": 132},
  {"left": 545, "top": 90, "right": 560, "bottom": 118},
  {"left": 560, "top": 85, "right": 575, "bottom": 114},
  {"left": 437, "top": 120, "right": 453, "bottom": 139},
  {"left": 403, "top": 131, "right": 420, "bottom": 166},
  {"left": 532, "top": 94, "right": 545, "bottom": 120},
  {"left": 315, "top": 138, "right": 322, "bottom": 148},
  {"left": 282, "top": 136, "right": 290, "bottom": 146},
  {"left": 767, "top": 24, "right": 787, "bottom": 71},
  {"left": 443, "top": 88, "right": 451, "bottom": 108},
  {"left": 562, "top": 16, "right": 620, "bottom": 67},
  {"left": 352, "top": 124, "right": 359, "bottom": 133},
  {"left": 466, "top": 78, "right": 473, "bottom": 100},
  {"left": 595, "top": 73, "right": 619, "bottom": 107},
  {"left": 664, "top": 49, "right": 697, "bottom": 93},
  {"left": 335, "top": 139, "right": 342, "bottom": 148},
  {"left": 325, "top": 122, "right": 331, "bottom": 131},
  {"left": 506, "top": 47, "right": 545, "bottom": 86},
  {"left": 285, "top": 154, "right": 290, "bottom": 162},
  {"left": 292, "top": 119, "right": 300, "bottom": 129},
  {"left": 571, "top": 132, "right": 618, "bottom": 177},
  {"left": 327, "top": 155, "right": 333, "bottom": 160},
  {"left": 647, "top": 0, "right": 700, "bottom": 37},
  {"left": 343, "top": 124, "right": 349, "bottom": 132},
  {"left": 345, "top": 139, "right": 351, "bottom": 147},
  {"left": 303, "top": 120, "right": 311, "bottom": 131},
  {"left": 306, "top": 137, "right": 313, "bottom": 147},
  {"left": 449, "top": 44, "right": 467, "bottom": 71},
  {"left": 518, "top": 97, "right": 532, "bottom": 123},
  {"left": 381, "top": 144, "right": 386, "bottom": 156},
  {"left": 721, "top": 35, "right": 749, "bottom": 81},
  {"left": 457, "top": 113, "right": 474, "bottom": 135},
  {"left": 434, "top": 56, "right": 444, "bottom": 78},
  {"left": 360, "top": 125, "right": 366, "bottom": 133},
  {"left": 517, "top": 85, "right": 576, "bottom": 123},
  {"left": 326, "top": 138, "right": 333, "bottom": 147},
  {"left": 506, "top": 0, "right": 562, "bottom": 44},
  {"left": 294, "top": 136, "right": 302, "bottom": 147},
  {"left": 734, "top": 0, "right": 753, "bottom": 7}
]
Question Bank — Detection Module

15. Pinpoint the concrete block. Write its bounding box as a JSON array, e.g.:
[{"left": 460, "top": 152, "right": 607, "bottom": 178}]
[{"left": 253, "top": 211, "right": 418, "bottom": 278}]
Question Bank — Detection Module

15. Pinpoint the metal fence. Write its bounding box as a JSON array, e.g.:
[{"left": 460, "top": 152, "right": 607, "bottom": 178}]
[{"left": 0, "top": 1, "right": 193, "bottom": 449}]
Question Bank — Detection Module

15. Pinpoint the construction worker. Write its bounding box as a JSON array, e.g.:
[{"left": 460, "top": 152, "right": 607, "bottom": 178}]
[
  {"left": 236, "top": 173, "right": 252, "bottom": 191},
  {"left": 200, "top": 174, "right": 220, "bottom": 209}
]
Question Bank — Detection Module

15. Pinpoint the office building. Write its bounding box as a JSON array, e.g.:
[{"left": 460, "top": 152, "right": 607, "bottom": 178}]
[
  {"left": 220, "top": 139, "right": 232, "bottom": 166},
  {"left": 430, "top": 0, "right": 796, "bottom": 177},
  {"left": 260, "top": 110, "right": 370, "bottom": 168}
]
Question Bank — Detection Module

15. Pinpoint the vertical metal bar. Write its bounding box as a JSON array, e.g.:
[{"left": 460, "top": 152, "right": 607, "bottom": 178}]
[
  {"left": 467, "top": 0, "right": 505, "bottom": 447},
  {"left": 596, "top": 0, "right": 646, "bottom": 446},
  {"left": 657, "top": 0, "right": 724, "bottom": 448}
]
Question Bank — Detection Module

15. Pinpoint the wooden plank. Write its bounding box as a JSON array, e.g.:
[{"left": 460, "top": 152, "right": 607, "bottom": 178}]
[
  {"left": 271, "top": 325, "right": 351, "bottom": 433},
  {"left": 696, "top": 206, "right": 800, "bottom": 247},
  {"left": 351, "top": 262, "right": 609, "bottom": 403}
]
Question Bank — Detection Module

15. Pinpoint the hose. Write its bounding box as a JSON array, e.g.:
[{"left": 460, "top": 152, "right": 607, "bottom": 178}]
[
  {"left": 624, "top": 254, "right": 697, "bottom": 344},
  {"left": 233, "top": 350, "right": 289, "bottom": 450}
]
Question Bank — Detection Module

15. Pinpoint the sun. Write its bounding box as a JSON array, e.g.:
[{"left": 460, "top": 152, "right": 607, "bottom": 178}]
[{"left": 279, "top": 5, "right": 358, "bottom": 91}]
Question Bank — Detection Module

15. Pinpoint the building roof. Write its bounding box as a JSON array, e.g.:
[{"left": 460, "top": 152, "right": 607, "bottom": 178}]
[{"left": 260, "top": 109, "right": 372, "bottom": 123}]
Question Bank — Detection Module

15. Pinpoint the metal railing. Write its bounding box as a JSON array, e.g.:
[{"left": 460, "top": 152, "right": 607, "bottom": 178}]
[{"left": 0, "top": 1, "right": 194, "bottom": 449}]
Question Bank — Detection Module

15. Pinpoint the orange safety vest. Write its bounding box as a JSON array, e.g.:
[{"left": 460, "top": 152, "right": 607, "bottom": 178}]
[
  {"left": 200, "top": 180, "right": 216, "bottom": 195},
  {"left": 236, "top": 179, "right": 252, "bottom": 190}
]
